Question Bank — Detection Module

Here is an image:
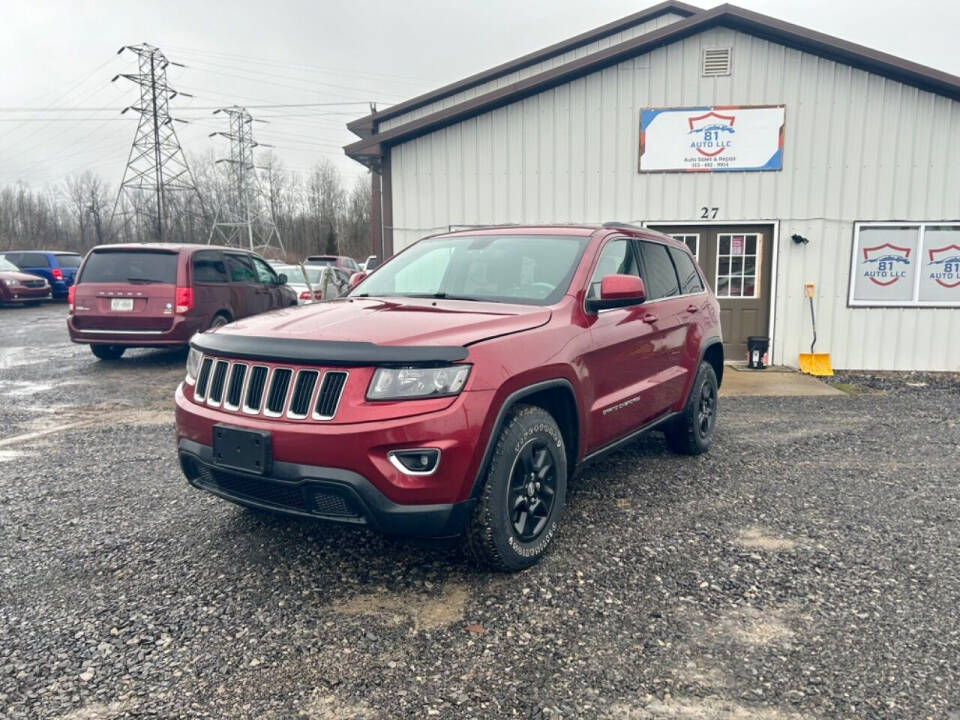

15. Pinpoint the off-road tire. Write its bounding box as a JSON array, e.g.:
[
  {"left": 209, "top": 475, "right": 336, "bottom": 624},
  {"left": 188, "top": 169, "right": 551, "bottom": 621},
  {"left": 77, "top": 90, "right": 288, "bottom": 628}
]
[
  {"left": 664, "top": 361, "right": 718, "bottom": 455},
  {"left": 465, "top": 404, "right": 567, "bottom": 572},
  {"left": 90, "top": 344, "right": 125, "bottom": 361}
]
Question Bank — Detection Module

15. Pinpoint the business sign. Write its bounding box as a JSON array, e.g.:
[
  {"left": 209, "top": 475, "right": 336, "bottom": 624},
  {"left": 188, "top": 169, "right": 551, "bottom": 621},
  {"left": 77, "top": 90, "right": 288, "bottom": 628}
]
[
  {"left": 639, "top": 105, "right": 785, "bottom": 172},
  {"left": 849, "top": 224, "right": 960, "bottom": 306}
]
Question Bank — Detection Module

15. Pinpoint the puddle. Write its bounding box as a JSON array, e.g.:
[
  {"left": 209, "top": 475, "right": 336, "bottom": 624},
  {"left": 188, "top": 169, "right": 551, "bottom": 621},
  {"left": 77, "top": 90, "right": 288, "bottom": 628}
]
[
  {"left": 0, "top": 347, "right": 45, "bottom": 370},
  {"left": 1, "top": 380, "right": 57, "bottom": 398}
]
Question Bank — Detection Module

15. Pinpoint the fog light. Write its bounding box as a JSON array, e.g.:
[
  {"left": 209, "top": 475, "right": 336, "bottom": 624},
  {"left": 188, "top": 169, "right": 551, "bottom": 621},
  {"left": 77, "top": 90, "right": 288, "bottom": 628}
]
[{"left": 388, "top": 448, "right": 441, "bottom": 475}]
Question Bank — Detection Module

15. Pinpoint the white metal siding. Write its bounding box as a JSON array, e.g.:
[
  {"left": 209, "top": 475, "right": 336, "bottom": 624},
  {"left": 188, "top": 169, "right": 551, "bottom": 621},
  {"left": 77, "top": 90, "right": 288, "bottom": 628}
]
[
  {"left": 388, "top": 27, "right": 960, "bottom": 371},
  {"left": 379, "top": 12, "right": 686, "bottom": 131}
]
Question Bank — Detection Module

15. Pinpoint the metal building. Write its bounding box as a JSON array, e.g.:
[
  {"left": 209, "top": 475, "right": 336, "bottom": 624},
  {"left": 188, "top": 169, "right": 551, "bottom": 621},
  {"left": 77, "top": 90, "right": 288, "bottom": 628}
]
[{"left": 345, "top": 2, "right": 960, "bottom": 371}]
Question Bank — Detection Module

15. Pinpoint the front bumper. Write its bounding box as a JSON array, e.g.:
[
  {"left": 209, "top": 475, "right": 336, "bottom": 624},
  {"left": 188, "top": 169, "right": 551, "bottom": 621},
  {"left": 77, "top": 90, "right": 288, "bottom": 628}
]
[
  {"left": 178, "top": 438, "right": 474, "bottom": 537},
  {"left": 1, "top": 286, "right": 51, "bottom": 303},
  {"left": 68, "top": 314, "right": 203, "bottom": 347}
]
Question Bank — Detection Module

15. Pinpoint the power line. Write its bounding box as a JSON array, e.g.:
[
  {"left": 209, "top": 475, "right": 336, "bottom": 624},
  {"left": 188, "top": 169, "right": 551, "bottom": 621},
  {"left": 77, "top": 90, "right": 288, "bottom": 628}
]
[{"left": 0, "top": 101, "right": 372, "bottom": 111}]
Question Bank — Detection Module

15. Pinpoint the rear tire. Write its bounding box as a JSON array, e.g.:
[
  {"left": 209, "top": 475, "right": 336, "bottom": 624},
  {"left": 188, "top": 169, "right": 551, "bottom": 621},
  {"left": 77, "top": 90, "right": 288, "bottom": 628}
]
[
  {"left": 209, "top": 313, "right": 231, "bottom": 330},
  {"left": 90, "top": 344, "right": 125, "bottom": 361},
  {"left": 465, "top": 404, "right": 567, "bottom": 571},
  {"left": 664, "top": 361, "right": 718, "bottom": 455}
]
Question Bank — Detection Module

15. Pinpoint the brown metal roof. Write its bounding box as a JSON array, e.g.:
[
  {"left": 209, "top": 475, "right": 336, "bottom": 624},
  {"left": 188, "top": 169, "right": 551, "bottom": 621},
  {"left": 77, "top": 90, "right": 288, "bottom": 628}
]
[
  {"left": 345, "top": 0, "right": 700, "bottom": 138},
  {"left": 345, "top": 3, "right": 960, "bottom": 163}
]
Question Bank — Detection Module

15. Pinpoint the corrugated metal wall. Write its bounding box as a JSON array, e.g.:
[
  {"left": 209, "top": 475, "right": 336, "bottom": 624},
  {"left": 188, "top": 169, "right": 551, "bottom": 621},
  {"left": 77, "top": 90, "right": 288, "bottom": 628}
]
[
  {"left": 379, "top": 12, "right": 685, "bottom": 131},
  {"left": 388, "top": 26, "right": 960, "bottom": 371}
]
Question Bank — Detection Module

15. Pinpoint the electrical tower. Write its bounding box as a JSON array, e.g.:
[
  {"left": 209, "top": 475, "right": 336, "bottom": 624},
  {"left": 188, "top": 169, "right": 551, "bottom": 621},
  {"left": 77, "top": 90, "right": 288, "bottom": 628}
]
[
  {"left": 110, "top": 43, "right": 206, "bottom": 242},
  {"left": 207, "top": 106, "right": 284, "bottom": 255}
]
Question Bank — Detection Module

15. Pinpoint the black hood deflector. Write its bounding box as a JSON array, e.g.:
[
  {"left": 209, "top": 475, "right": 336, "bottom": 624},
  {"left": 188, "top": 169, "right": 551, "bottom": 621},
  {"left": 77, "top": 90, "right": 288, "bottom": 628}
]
[{"left": 191, "top": 332, "right": 468, "bottom": 367}]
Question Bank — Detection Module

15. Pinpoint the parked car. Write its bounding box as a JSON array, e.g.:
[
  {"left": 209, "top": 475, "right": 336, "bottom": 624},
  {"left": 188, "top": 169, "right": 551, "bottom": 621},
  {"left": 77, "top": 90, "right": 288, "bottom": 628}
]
[
  {"left": 0, "top": 250, "right": 81, "bottom": 300},
  {"left": 176, "top": 225, "right": 722, "bottom": 570},
  {"left": 361, "top": 255, "right": 379, "bottom": 271},
  {"left": 273, "top": 264, "right": 350, "bottom": 304},
  {"left": 304, "top": 254, "right": 361, "bottom": 272},
  {"left": 68, "top": 244, "right": 297, "bottom": 360},
  {"left": 0, "top": 257, "right": 51, "bottom": 305}
]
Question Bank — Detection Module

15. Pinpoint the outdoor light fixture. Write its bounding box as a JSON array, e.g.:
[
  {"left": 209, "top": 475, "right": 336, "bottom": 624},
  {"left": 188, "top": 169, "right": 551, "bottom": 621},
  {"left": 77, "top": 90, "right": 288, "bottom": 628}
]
[{"left": 791, "top": 233, "right": 810, "bottom": 245}]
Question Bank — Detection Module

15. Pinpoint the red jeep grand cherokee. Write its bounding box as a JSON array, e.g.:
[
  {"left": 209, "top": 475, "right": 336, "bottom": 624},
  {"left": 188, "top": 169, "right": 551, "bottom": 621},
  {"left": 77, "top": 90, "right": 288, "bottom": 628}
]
[
  {"left": 68, "top": 244, "right": 297, "bottom": 360},
  {"left": 175, "top": 225, "right": 723, "bottom": 570}
]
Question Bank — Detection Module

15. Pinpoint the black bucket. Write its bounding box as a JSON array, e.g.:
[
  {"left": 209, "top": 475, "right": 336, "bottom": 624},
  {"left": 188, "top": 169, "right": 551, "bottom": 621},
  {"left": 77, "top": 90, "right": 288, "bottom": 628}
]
[{"left": 747, "top": 336, "right": 769, "bottom": 369}]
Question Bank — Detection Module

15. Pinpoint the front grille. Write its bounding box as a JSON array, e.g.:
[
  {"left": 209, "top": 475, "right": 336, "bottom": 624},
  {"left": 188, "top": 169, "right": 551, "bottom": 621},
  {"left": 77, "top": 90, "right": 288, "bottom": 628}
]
[
  {"left": 315, "top": 371, "right": 348, "bottom": 419},
  {"left": 24, "top": 280, "right": 46, "bottom": 288},
  {"left": 190, "top": 355, "right": 348, "bottom": 422},
  {"left": 195, "top": 465, "right": 359, "bottom": 517}
]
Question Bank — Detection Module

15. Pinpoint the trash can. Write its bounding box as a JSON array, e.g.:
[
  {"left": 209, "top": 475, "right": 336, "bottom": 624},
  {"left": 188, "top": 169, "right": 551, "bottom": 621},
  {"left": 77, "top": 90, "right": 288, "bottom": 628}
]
[{"left": 747, "top": 336, "right": 769, "bottom": 369}]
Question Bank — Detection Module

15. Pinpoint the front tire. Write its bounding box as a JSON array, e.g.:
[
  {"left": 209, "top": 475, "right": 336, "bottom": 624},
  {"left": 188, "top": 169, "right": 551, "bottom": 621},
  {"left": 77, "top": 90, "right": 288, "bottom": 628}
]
[
  {"left": 664, "top": 361, "right": 718, "bottom": 455},
  {"left": 466, "top": 404, "right": 567, "bottom": 571},
  {"left": 90, "top": 344, "right": 125, "bottom": 361}
]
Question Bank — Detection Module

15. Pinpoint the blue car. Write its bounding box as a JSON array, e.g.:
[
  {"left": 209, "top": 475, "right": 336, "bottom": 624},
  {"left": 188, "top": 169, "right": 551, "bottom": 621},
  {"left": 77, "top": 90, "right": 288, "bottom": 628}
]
[{"left": 0, "top": 250, "right": 82, "bottom": 300}]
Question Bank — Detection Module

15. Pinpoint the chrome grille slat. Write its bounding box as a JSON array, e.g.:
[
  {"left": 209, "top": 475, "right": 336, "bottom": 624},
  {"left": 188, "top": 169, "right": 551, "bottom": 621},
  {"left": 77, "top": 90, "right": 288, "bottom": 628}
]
[
  {"left": 194, "top": 357, "right": 213, "bottom": 401},
  {"left": 243, "top": 365, "right": 269, "bottom": 414},
  {"left": 287, "top": 370, "right": 319, "bottom": 419},
  {"left": 224, "top": 363, "right": 248, "bottom": 410},
  {"left": 264, "top": 368, "right": 293, "bottom": 417},
  {"left": 314, "top": 371, "right": 348, "bottom": 420},
  {"left": 206, "top": 360, "right": 229, "bottom": 406}
]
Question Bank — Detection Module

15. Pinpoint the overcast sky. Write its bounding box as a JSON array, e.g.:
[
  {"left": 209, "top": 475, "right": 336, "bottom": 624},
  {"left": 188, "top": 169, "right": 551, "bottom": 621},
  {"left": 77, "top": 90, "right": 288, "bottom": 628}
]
[{"left": 1, "top": 0, "right": 957, "bottom": 191}]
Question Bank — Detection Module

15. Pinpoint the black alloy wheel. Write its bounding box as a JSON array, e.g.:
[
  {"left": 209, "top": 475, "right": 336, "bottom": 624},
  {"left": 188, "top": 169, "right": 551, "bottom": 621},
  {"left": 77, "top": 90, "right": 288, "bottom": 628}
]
[
  {"left": 507, "top": 439, "right": 558, "bottom": 541},
  {"left": 697, "top": 379, "right": 717, "bottom": 439}
]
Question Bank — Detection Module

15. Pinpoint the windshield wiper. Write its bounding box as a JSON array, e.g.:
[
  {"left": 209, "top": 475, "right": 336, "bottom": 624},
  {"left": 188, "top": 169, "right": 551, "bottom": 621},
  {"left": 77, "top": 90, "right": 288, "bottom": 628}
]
[
  {"left": 401, "top": 293, "right": 493, "bottom": 302},
  {"left": 126, "top": 277, "right": 164, "bottom": 284}
]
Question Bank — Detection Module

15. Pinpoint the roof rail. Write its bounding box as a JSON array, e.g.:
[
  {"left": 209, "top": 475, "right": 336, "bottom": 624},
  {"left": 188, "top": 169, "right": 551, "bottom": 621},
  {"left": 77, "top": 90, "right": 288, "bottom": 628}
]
[{"left": 600, "top": 221, "right": 645, "bottom": 231}]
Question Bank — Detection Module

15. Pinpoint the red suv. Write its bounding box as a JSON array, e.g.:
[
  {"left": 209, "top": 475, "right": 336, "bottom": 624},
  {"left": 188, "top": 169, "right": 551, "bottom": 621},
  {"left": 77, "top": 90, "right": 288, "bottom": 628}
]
[
  {"left": 175, "top": 225, "right": 722, "bottom": 570},
  {"left": 68, "top": 244, "right": 297, "bottom": 360}
]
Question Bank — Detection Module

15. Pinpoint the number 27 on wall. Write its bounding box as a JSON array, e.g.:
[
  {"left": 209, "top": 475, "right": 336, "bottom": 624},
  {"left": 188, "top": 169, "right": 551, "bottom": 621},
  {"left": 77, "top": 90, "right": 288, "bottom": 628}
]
[{"left": 700, "top": 207, "right": 719, "bottom": 219}]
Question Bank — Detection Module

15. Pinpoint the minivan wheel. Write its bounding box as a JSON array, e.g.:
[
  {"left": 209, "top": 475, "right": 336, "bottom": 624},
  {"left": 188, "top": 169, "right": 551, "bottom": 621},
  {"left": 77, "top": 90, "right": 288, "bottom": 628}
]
[
  {"left": 90, "top": 344, "right": 125, "bottom": 361},
  {"left": 209, "top": 313, "right": 231, "bottom": 330},
  {"left": 664, "top": 361, "right": 718, "bottom": 455},
  {"left": 465, "top": 404, "right": 567, "bottom": 572}
]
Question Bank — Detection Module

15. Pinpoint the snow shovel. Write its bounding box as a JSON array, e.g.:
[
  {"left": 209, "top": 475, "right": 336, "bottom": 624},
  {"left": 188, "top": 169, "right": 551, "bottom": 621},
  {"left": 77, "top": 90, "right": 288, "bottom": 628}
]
[{"left": 798, "top": 282, "right": 833, "bottom": 376}]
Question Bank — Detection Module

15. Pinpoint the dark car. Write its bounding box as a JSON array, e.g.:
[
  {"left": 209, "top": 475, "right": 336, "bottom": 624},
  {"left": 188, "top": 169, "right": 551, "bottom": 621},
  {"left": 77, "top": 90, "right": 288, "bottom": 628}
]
[
  {"left": 304, "top": 255, "right": 361, "bottom": 272},
  {"left": 0, "top": 250, "right": 81, "bottom": 300},
  {"left": 0, "top": 257, "right": 51, "bottom": 305},
  {"left": 68, "top": 244, "right": 297, "bottom": 360},
  {"left": 175, "top": 224, "right": 723, "bottom": 570}
]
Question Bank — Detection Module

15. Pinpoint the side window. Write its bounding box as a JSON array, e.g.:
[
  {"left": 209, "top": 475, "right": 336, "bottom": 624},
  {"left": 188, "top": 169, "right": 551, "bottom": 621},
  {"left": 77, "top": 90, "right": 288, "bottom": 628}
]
[
  {"left": 0, "top": 253, "right": 21, "bottom": 266},
  {"left": 252, "top": 256, "right": 278, "bottom": 284},
  {"left": 637, "top": 241, "right": 681, "bottom": 300},
  {"left": 668, "top": 247, "right": 705, "bottom": 294},
  {"left": 192, "top": 251, "right": 228, "bottom": 283},
  {"left": 18, "top": 252, "right": 51, "bottom": 267},
  {"left": 587, "top": 238, "right": 640, "bottom": 299},
  {"left": 224, "top": 253, "right": 258, "bottom": 283}
]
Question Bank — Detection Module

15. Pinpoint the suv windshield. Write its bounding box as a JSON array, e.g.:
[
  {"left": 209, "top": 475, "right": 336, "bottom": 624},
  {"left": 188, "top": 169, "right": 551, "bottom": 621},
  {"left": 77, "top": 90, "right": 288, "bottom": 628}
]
[
  {"left": 350, "top": 234, "right": 589, "bottom": 305},
  {"left": 79, "top": 250, "right": 178, "bottom": 284}
]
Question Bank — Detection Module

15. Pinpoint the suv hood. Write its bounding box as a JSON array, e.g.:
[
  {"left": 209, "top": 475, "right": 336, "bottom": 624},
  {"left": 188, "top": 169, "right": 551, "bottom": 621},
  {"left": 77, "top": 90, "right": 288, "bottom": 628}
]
[{"left": 216, "top": 297, "right": 552, "bottom": 347}]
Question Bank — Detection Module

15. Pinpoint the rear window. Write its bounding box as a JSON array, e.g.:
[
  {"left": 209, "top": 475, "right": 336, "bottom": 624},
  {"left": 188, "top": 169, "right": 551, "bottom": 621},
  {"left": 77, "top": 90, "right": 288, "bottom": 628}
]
[
  {"left": 306, "top": 256, "right": 335, "bottom": 266},
  {"left": 79, "top": 250, "right": 179, "bottom": 284},
  {"left": 55, "top": 254, "right": 82, "bottom": 268}
]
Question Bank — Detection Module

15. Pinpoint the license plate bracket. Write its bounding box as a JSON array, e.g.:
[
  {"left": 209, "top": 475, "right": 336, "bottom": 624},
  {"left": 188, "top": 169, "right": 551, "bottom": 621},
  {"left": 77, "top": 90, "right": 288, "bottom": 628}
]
[
  {"left": 212, "top": 425, "right": 271, "bottom": 475},
  {"left": 111, "top": 298, "right": 134, "bottom": 311}
]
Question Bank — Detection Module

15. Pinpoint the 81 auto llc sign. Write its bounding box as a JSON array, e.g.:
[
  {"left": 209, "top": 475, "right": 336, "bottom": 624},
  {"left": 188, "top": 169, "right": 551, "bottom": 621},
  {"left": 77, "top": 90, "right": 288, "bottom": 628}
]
[{"left": 639, "top": 105, "right": 785, "bottom": 172}]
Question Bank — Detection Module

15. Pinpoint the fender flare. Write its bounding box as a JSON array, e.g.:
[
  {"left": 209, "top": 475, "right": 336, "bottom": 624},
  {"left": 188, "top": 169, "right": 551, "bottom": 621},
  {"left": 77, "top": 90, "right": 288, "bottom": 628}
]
[
  {"left": 697, "top": 337, "right": 724, "bottom": 388},
  {"left": 469, "top": 378, "right": 579, "bottom": 499}
]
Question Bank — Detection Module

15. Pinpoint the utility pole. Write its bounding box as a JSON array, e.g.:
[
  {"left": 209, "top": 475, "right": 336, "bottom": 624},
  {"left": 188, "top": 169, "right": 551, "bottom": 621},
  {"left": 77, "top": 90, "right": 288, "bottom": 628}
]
[
  {"left": 110, "top": 43, "right": 206, "bottom": 242},
  {"left": 207, "top": 106, "right": 284, "bottom": 256}
]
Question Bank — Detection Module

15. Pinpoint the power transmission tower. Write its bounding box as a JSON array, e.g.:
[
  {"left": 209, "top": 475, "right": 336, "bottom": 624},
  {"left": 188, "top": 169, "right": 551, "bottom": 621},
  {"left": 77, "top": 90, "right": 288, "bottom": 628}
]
[
  {"left": 110, "top": 43, "right": 206, "bottom": 242},
  {"left": 207, "top": 106, "right": 284, "bottom": 255}
]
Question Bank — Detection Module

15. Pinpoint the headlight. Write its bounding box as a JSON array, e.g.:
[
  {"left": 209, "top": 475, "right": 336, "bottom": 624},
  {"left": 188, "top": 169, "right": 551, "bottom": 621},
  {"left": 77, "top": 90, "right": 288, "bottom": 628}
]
[
  {"left": 185, "top": 348, "right": 202, "bottom": 385},
  {"left": 367, "top": 365, "right": 470, "bottom": 400}
]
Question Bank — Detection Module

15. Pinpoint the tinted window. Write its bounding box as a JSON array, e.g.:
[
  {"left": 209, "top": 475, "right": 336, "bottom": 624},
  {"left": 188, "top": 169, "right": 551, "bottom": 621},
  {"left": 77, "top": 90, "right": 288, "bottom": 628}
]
[
  {"left": 637, "top": 241, "right": 681, "bottom": 300},
  {"left": 13, "top": 252, "right": 51, "bottom": 268},
  {"left": 252, "top": 256, "right": 278, "bottom": 284},
  {"left": 0, "top": 253, "right": 22, "bottom": 266},
  {"left": 79, "top": 250, "right": 178, "bottom": 284},
  {"left": 192, "top": 251, "right": 228, "bottom": 283},
  {"left": 305, "top": 257, "right": 335, "bottom": 266},
  {"left": 588, "top": 238, "right": 640, "bottom": 299},
  {"left": 0, "top": 257, "right": 19, "bottom": 273},
  {"left": 54, "top": 254, "right": 82, "bottom": 268},
  {"left": 668, "top": 247, "right": 705, "bottom": 294},
  {"left": 224, "top": 254, "right": 257, "bottom": 283}
]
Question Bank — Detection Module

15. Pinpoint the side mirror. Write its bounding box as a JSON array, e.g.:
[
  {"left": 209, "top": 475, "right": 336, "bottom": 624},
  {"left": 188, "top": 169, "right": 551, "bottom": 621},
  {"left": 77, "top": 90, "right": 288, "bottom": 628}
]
[
  {"left": 277, "top": 273, "right": 288, "bottom": 285},
  {"left": 585, "top": 274, "right": 647, "bottom": 313},
  {"left": 348, "top": 271, "right": 368, "bottom": 291}
]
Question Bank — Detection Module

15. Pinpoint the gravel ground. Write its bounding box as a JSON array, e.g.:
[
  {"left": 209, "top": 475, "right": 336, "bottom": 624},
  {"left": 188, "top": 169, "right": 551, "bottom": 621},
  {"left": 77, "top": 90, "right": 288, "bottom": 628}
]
[{"left": 1, "top": 304, "right": 959, "bottom": 720}]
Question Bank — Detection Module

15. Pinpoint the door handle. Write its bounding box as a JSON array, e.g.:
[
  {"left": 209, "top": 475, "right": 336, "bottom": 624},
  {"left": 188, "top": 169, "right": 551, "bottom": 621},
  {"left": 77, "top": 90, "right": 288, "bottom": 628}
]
[
  {"left": 686, "top": 304, "right": 700, "bottom": 313},
  {"left": 642, "top": 313, "right": 658, "bottom": 324}
]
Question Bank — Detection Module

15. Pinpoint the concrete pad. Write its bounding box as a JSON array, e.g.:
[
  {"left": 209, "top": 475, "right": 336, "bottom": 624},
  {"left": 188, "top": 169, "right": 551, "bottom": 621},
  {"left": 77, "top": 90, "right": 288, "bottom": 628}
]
[{"left": 719, "top": 366, "right": 844, "bottom": 397}]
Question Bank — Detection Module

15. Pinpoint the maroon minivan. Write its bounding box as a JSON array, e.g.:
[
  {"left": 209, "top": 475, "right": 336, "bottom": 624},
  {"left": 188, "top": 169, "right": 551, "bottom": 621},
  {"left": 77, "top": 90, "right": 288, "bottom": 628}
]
[{"left": 68, "top": 244, "right": 297, "bottom": 360}]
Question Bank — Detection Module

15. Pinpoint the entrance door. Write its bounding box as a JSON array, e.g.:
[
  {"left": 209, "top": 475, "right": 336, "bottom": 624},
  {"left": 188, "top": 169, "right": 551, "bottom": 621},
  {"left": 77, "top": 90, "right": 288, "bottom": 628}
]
[{"left": 648, "top": 225, "right": 774, "bottom": 362}]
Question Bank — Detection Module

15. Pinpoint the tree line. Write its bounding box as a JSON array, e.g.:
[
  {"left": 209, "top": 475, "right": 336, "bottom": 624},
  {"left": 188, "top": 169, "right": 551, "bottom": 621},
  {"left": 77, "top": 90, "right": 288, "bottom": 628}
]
[{"left": 0, "top": 152, "right": 372, "bottom": 262}]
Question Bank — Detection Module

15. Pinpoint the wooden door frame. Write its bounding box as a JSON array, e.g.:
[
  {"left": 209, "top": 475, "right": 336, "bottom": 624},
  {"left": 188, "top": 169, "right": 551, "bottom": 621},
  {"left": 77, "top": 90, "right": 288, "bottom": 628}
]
[{"left": 642, "top": 220, "right": 781, "bottom": 364}]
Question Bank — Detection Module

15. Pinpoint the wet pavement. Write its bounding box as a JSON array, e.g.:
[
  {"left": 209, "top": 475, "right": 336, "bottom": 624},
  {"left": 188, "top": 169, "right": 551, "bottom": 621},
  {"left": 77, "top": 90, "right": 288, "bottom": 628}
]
[{"left": 1, "top": 303, "right": 959, "bottom": 720}]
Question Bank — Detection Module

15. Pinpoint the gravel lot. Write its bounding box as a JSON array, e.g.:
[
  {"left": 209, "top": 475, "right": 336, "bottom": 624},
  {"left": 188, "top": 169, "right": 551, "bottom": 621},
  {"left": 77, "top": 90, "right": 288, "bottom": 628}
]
[{"left": 1, "top": 303, "right": 958, "bottom": 720}]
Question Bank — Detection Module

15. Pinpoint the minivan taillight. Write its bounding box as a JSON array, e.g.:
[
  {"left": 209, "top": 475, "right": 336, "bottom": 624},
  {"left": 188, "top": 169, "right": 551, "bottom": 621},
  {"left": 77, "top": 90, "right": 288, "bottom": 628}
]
[
  {"left": 52, "top": 268, "right": 63, "bottom": 281},
  {"left": 68, "top": 285, "right": 76, "bottom": 313},
  {"left": 175, "top": 287, "right": 194, "bottom": 314}
]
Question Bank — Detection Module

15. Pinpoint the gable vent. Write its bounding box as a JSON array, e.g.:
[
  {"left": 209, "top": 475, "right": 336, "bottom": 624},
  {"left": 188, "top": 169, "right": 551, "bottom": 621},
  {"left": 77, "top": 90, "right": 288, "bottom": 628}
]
[{"left": 702, "top": 48, "right": 732, "bottom": 77}]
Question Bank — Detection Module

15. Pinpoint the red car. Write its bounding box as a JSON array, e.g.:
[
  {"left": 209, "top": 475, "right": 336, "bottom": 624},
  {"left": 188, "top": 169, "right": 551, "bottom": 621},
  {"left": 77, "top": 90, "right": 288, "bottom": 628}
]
[
  {"left": 0, "top": 256, "right": 51, "bottom": 305},
  {"left": 176, "top": 225, "right": 723, "bottom": 570},
  {"left": 68, "top": 244, "right": 297, "bottom": 360}
]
